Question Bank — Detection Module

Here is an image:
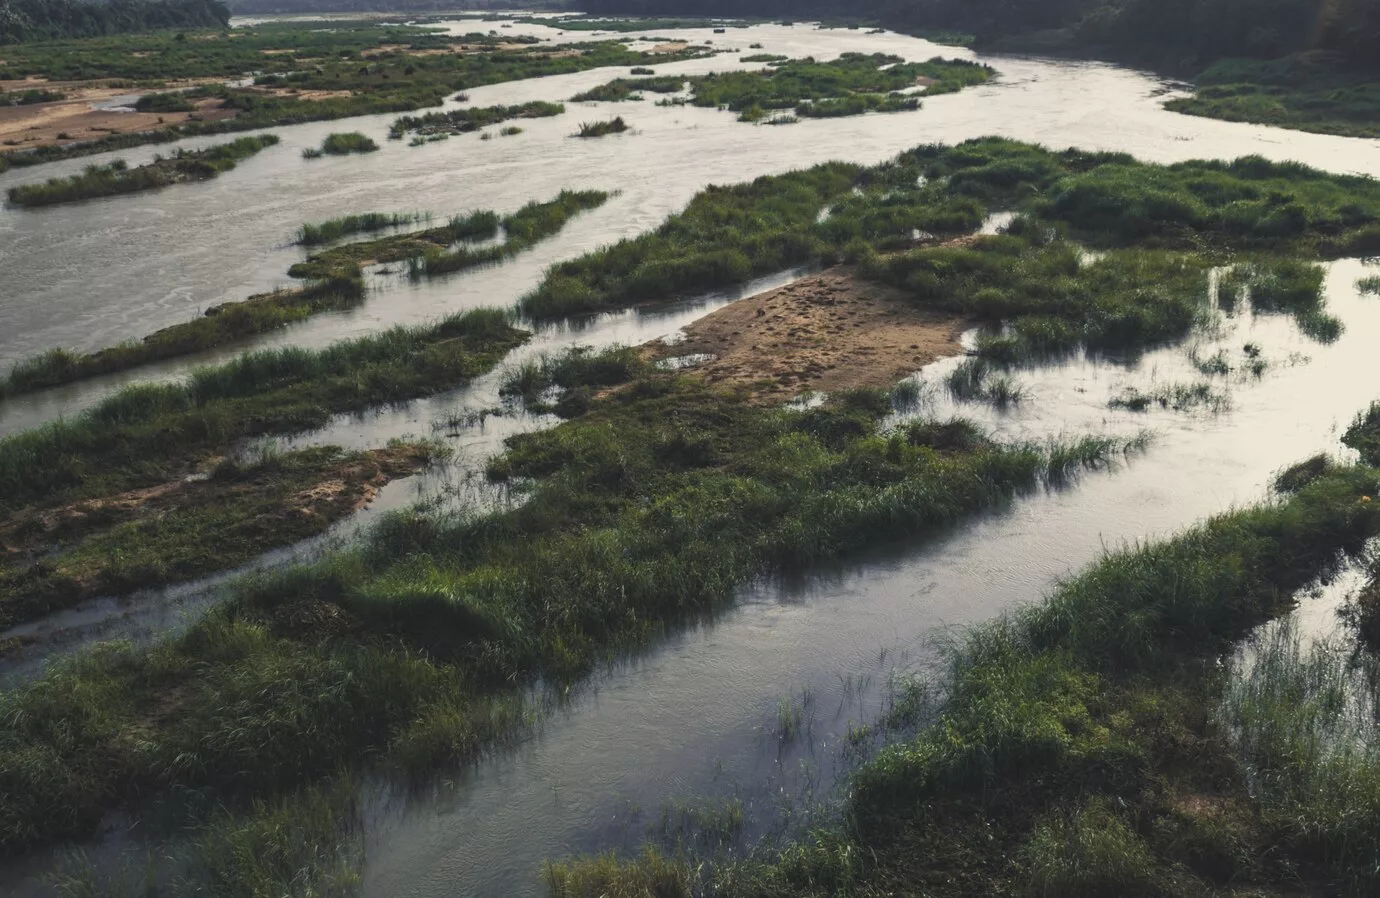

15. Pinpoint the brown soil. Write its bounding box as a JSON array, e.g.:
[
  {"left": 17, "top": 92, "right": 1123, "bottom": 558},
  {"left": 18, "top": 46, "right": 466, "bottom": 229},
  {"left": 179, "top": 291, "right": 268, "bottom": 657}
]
[
  {"left": 0, "top": 86, "right": 233, "bottom": 150},
  {"left": 249, "top": 86, "right": 352, "bottom": 101},
  {"left": 649, "top": 41, "right": 690, "bottom": 54},
  {"left": 647, "top": 266, "right": 969, "bottom": 400},
  {"left": 0, "top": 445, "right": 433, "bottom": 635}
]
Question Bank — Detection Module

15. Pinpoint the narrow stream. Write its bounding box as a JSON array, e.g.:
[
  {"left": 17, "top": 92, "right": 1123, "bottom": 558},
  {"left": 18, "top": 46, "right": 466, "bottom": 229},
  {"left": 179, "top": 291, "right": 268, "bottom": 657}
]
[{"left": 3, "top": 14, "right": 1380, "bottom": 897}]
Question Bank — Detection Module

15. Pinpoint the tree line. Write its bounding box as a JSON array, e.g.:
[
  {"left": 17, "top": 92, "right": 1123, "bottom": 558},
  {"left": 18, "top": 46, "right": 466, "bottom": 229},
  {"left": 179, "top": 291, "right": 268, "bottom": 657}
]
[
  {"left": 0, "top": 0, "right": 229, "bottom": 44},
  {"left": 577, "top": 0, "right": 1380, "bottom": 72}
]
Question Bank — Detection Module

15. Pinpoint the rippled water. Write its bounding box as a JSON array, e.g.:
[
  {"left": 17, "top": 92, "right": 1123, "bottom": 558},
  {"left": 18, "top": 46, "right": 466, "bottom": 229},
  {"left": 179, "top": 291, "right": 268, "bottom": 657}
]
[{"left": 3, "top": 14, "right": 1380, "bottom": 897}]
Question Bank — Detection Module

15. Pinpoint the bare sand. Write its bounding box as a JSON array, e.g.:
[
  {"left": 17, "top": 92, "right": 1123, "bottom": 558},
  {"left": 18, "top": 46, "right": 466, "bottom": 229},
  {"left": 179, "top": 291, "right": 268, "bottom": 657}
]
[{"left": 649, "top": 266, "right": 969, "bottom": 399}]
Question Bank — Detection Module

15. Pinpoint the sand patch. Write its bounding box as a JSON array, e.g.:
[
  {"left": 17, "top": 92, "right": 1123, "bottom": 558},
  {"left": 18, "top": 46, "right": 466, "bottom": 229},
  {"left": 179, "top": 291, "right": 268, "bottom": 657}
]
[
  {"left": 650, "top": 41, "right": 690, "bottom": 54},
  {"left": 649, "top": 266, "right": 968, "bottom": 399},
  {"left": 0, "top": 90, "right": 233, "bottom": 150}
]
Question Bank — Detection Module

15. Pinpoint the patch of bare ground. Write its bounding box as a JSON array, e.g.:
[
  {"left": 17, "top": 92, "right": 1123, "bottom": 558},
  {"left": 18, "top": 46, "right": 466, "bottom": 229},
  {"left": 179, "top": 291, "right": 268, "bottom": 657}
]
[
  {"left": 0, "top": 87, "right": 232, "bottom": 150},
  {"left": 647, "top": 266, "right": 969, "bottom": 400},
  {"left": 649, "top": 41, "right": 689, "bottom": 54}
]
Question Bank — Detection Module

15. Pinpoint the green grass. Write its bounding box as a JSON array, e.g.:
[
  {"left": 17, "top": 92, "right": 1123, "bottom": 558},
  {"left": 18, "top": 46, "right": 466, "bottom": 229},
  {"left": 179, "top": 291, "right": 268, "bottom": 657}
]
[
  {"left": 1357, "top": 275, "right": 1380, "bottom": 296},
  {"left": 308, "top": 132, "right": 378, "bottom": 157},
  {"left": 0, "top": 308, "right": 528, "bottom": 515},
  {"left": 571, "top": 53, "right": 992, "bottom": 123},
  {"left": 1166, "top": 56, "right": 1380, "bottom": 140},
  {"left": 0, "top": 27, "right": 709, "bottom": 171},
  {"left": 575, "top": 116, "right": 629, "bottom": 138},
  {"left": 388, "top": 100, "right": 566, "bottom": 140},
  {"left": 0, "top": 353, "right": 1138, "bottom": 856},
  {"left": 522, "top": 138, "right": 1379, "bottom": 324},
  {"left": 295, "top": 212, "right": 429, "bottom": 246},
  {"left": 0, "top": 442, "right": 433, "bottom": 629},
  {"left": 5, "top": 135, "right": 279, "bottom": 207},
  {"left": 0, "top": 277, "right": 365, "bottom": 398},
  {"left": 544, "top": 448, "right": 1380, "bottom": 896}
]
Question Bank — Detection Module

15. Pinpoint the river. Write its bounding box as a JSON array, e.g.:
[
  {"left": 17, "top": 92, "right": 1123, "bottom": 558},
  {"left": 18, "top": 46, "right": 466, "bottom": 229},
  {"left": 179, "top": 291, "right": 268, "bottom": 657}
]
[{"left": 1, "top": 14, "right": 1379, "bottom": 897}]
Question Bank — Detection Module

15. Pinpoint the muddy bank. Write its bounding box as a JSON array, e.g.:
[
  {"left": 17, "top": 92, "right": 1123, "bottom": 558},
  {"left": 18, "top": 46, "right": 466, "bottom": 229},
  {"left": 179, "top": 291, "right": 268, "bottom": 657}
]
[
  {"left": 0, "top": 80, "right": 232, "bottom": 152},
  {"left": 648, "top": 265, "right": 969, "bottom": 399}
]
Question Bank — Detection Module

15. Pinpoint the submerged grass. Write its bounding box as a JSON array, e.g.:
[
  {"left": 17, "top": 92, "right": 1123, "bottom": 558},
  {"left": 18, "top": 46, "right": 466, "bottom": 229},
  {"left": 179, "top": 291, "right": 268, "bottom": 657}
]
[
  {"left": 1108, "top": 380, "right": 1230, "bottom": 413},
  {"left": 0, "top": 352, "right": 1138, "bottom": 855},
  {"left": 5, "top": 135, "right": 279, "bottom": 208},
  {"left": 295, "top": 212, "right": 429, "bottom": 246}
]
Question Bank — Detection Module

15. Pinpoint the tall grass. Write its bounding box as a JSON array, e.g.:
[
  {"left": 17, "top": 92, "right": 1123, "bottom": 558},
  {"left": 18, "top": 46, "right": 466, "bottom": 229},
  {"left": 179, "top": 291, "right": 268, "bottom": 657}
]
[
  {"left": 0, "top": 278, "right": 366, "bottom": 398},
  {"left": 0, "top": 308, "right": 526, "bottom": 513},
  {"left": 311, "top": 132, "right": 379, "bottom": 156},
  {"left": 295, "top": 211, "right": 427, "bottom": 245},
  {"left": 575, "top": 116, "right": 629, "bottom": 138},
  {"left": 6, "top": 135, "right": 279, "bottom": 207},
  {"left": 388, "top": 100, "right": 565, "bottom": 140},
  {"left": 418, "top": 190, "right": 610, "bottom": 278},
  {"left": 0, "top": 361, "right": 1135, "bottom": 855}
]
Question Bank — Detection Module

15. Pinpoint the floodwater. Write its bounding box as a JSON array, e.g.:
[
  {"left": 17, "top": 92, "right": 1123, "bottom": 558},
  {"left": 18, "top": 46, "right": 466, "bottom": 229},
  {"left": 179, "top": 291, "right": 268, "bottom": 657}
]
[{"left": 3, "top": 13, "right": 1380, "bottom": 897}]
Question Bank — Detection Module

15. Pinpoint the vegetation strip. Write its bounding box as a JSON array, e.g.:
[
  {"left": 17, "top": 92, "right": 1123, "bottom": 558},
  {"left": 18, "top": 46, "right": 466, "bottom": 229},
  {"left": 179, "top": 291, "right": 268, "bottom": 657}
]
[
  {"left": 5, "top": 135, "right": 279, "bottom": 208},
  {"left": 0, "top": 309, "right": 527, "bottom": 514},
  {"left": 0, "top": 192, "right": 608, "bottom": 397},
  {"left": 0, "top": 346, "right": 1137, "bottom": 864},
  {"left": 573, "top": 53, "right": 994, "bottom": 121},
  {"left": 521, "top": 138, "right": 1372, "bottom": 332},
  {"left": 387, "top": 100, "right": 566, "bottom": 141},
  {"left": 0, "top": 442, "right": 435, "bottom": 631},
  {"left": 0, "top": 22, "right": 710, "bottom": 172},
  {"left": 0, "top": 309, "right": 525, "bottom": 629},
  {"left": 545, "top": 407, "right": 1380, "bottom": 896}
]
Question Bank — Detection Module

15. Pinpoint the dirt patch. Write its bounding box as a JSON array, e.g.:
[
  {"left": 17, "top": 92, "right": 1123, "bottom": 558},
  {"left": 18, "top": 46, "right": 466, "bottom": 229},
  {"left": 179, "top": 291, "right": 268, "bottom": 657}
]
[
  {"left": 251, "top": 87, "right": 352, "bottom": 101},
  {"left": 650, "top": 41, "right": 690, "bottom": 54},
  {"left": 647, "top": 266, "right": 968, "bottom": 400},
  {"left": 0, "top": 89, "right": 233, "bottom": 151}
]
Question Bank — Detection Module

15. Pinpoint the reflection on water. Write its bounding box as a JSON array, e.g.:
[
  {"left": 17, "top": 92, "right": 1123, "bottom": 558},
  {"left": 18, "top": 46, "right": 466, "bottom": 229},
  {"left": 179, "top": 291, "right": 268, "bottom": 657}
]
[{"left": 4, "top": 14, "right": 1380, "bottom": 897}]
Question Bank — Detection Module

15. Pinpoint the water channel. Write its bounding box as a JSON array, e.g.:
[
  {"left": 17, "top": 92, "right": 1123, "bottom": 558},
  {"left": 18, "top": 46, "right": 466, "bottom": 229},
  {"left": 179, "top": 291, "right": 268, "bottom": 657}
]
[{"left": 2, "top": 14, "right": 1380, "bottom": 896}]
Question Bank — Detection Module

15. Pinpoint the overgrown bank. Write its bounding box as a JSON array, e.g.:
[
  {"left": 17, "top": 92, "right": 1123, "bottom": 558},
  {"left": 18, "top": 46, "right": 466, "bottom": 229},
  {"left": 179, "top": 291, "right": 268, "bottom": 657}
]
[
  {"left": 521, "top": 138, "right": 1375, "bottom": 330},
  {"left": 546, "top": 408, "right": 1380, "bottom": 896},
  {"left": 5, "top": 135, "right": 279, "bottom": 208},
  {"left": 0, "top": 308, "right": 527, "bottom": 629},
  {"left": 0, "top": 348, "right": 1136, "bottom": 869}
]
